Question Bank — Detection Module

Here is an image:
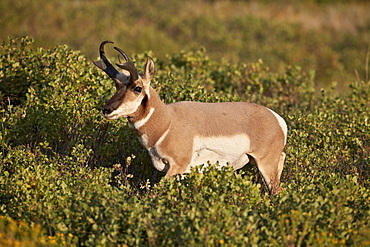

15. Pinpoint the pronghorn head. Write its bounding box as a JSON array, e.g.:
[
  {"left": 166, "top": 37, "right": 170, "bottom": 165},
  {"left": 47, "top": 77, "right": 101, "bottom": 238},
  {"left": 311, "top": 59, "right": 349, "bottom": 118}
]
[{"left": 93, "top": 41, "right": 155, "bottom": 120}]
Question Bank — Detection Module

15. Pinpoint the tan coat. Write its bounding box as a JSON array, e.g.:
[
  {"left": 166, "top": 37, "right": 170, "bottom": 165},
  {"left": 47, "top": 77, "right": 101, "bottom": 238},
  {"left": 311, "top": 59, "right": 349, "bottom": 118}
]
[{"left": 94, "top": 42, "right": 287, "bottom": 195}]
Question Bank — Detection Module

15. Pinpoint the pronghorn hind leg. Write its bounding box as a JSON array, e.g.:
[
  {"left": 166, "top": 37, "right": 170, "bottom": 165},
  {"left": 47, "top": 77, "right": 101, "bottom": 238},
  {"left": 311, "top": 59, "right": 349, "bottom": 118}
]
[
  {"left": 277, "top": 152, "right": 286, "bottom": 181},
  {"left": 269, "top": 151, "right": 286, "bottom": 195},
  {"left": 253, "top": 153, "right": 285, "bottom": 195}
]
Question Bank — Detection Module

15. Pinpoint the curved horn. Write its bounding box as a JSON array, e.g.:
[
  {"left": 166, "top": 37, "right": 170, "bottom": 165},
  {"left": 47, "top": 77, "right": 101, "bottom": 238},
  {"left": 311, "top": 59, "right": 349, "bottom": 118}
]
[
  {"left": 93, "top": 41, "right": 129, "bottom": 85},
  {"left": 114, "top": 46, "right": 139, "bottom": 82}
]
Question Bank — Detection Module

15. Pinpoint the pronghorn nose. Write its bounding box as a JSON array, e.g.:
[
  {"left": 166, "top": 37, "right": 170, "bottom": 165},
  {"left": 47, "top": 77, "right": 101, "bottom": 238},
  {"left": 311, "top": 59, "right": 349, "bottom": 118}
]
[{"left": 102, "top": 108, "right": 112, "bottom": 116}]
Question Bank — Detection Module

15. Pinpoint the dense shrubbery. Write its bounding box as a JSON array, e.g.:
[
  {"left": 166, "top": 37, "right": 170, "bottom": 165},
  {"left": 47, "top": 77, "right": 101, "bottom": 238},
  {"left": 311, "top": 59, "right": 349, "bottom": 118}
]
[
  {"left": 1, "top": 0, "right": 369, "bottom": 90},
  {"left": 0, "top": 37, "right": 369, "bottom": 246}
]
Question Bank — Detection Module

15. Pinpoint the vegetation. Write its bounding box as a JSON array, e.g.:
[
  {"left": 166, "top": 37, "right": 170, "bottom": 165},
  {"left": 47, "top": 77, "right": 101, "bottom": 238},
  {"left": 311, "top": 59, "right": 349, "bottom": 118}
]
[
  {"left": 1, "top": 0, "right": 370, "bottom": 91},
  {"left": 0, "top": 36, "right": 369, "bottom": 246}
]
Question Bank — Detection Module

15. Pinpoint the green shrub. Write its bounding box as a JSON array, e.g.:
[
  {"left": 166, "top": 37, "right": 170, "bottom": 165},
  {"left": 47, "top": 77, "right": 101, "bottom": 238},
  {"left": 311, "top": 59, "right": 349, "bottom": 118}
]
[
  {"left": 2, "top": 0, "right": 369, "bottom": 89},
  {"left": 0, "top": 216, "right": 77, "bottom": 246},
  {"left": 1, "top": 37, "right": 369, "bottom": 246}
]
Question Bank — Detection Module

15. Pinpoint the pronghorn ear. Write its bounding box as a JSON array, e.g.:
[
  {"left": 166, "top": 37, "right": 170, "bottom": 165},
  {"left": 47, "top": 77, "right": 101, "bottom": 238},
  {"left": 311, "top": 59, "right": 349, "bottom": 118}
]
[{"left": 143, "top": 57, "right": 155, "bottom": 81}]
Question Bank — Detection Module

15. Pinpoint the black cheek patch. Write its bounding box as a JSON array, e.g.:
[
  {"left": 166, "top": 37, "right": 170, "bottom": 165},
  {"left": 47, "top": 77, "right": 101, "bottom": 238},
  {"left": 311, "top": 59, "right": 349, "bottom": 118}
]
[{"left": 141, "top": 94, "right": 149, "bottom": 107}]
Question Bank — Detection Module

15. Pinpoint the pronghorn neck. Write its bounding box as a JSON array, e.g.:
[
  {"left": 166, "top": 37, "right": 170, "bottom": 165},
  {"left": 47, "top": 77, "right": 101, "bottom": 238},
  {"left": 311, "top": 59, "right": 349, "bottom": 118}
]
[{"left": 128, "top": 87, "right": 172, "bottom": 148}]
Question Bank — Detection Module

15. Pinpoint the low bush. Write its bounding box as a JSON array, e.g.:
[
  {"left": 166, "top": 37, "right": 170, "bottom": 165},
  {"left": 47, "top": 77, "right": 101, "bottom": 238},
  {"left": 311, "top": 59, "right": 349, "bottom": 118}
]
[{"left": 0, "top": 37, "right": 369, "bottom": 246}]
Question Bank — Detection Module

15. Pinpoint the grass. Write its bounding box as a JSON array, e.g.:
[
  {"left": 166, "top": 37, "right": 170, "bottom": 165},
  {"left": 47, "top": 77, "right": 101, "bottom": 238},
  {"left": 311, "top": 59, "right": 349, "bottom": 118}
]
[{"left": 1, "top": 0, "right": 369, "bottom": 91}]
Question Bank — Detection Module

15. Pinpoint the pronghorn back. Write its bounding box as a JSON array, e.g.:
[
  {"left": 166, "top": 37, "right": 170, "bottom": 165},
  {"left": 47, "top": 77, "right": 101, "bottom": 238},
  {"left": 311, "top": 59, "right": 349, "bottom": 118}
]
[{"left": 93, "top": 41, "right": 287, "bottom": 195}]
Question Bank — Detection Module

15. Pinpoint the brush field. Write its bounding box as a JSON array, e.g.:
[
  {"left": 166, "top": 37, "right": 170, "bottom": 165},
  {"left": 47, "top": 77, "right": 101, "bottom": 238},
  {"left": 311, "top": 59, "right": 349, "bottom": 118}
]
[
  {"left": 1, "top": 0, "right": 370, "bottom": 245},
  {"left": 0, "top": 35, "right": 369, "bottom": 246}
]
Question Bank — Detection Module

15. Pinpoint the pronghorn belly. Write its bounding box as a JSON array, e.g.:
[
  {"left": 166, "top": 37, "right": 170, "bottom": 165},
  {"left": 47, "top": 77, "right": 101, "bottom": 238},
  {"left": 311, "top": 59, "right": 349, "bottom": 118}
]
[{"left": 186, "top": 135, "right": 251, "bottom": 173}]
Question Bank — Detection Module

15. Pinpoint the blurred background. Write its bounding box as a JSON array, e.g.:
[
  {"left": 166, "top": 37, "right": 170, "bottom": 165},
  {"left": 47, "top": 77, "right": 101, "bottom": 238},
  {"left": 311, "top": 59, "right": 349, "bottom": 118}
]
[{"left": 1, "top": 0, "right": 369, "bottom": 92}]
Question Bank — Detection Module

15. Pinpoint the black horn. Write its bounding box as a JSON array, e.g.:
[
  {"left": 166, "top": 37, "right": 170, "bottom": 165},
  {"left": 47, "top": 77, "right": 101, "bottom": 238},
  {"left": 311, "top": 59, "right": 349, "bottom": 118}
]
[
  {"left": 114, "top": 46, "right": 139, "bottom": 83},
  {"left": 93, "top": 41, "right": 129, "bottom": 85}
]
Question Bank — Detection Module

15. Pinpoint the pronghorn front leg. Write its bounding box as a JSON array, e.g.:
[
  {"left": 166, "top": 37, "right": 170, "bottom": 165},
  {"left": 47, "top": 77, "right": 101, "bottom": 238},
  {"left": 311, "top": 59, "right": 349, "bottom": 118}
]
[
  {"left": 164, "top": 159, "right": 191, "bottom": 178},
  {"left": 148, "top": 148, "right": 188, "bottom": 178},
  {"left": 165, "top": 165, "right": 185, "bottom": 178}
]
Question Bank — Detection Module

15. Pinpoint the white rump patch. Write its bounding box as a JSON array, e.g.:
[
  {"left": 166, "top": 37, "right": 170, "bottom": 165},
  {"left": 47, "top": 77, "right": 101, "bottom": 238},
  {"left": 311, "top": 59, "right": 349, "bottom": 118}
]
[
  {"left": 267, "top": 108, "right": 288, "bottom": 145},
  {"left": 186, "top": 134, "right": 251, "bottom": 173}
]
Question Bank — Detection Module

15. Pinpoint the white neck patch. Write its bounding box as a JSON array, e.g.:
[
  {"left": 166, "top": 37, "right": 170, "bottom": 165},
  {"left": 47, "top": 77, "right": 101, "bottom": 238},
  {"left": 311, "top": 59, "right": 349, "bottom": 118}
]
[{"left": 133, "top": 107, "right": 155, "bottom": 129}]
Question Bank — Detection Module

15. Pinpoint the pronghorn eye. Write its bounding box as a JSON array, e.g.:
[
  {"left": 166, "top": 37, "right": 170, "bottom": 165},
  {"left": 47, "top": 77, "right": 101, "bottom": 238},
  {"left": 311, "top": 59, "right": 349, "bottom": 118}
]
[{"left": 133, "top": 86, "right": 142, "bottom": 94}]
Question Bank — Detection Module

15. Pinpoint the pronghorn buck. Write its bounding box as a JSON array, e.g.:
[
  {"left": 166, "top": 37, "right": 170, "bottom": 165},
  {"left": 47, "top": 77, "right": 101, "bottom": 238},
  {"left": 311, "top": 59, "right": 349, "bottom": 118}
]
[{"left": 94, "top": 41, "right": 288, "bottom": 195}]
